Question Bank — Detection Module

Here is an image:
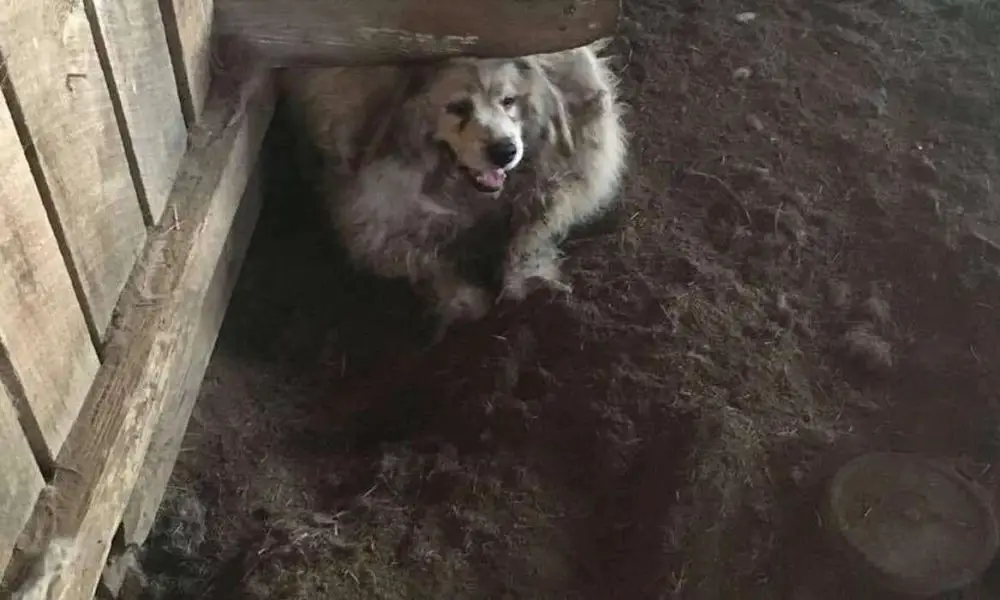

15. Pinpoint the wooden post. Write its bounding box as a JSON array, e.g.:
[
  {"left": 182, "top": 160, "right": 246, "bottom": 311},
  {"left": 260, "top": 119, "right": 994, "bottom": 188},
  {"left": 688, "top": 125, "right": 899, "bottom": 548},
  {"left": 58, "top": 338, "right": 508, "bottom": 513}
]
[{"left": 213, "top": 0, "right": 621, "bottom": 67}]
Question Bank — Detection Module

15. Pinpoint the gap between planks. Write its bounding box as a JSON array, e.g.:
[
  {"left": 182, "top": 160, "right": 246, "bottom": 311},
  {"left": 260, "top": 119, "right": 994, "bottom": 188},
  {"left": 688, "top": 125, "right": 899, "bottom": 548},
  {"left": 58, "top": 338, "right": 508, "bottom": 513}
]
[
  {"left": 0, "top": 62, "right": 275, "bottom": 600},
  {"left": 159, "top": 0, "right": 214, "bottom": 128},
  {"left": 83, "top": 0, "right": 188, "bottom": 226}
]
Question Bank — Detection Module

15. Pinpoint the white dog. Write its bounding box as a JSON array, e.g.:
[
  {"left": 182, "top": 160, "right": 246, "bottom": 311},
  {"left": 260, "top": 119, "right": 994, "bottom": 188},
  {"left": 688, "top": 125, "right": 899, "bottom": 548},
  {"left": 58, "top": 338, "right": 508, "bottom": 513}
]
[{"left": 279, "top": 41, "right": 627, "bottom": 333}]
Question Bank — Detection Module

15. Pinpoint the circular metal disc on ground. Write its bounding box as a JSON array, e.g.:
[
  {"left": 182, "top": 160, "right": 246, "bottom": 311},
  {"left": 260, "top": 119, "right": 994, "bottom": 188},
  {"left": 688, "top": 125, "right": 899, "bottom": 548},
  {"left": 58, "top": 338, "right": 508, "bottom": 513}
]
[{"left": 823, "top": 452, "right": 999, "bottom": 597}]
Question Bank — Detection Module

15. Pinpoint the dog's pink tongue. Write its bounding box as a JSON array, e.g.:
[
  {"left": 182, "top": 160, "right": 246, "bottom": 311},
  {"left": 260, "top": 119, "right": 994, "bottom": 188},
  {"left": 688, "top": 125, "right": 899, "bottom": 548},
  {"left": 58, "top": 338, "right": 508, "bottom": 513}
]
[{"left": 477, "top": 169, "right": 506, "bottom": 189}]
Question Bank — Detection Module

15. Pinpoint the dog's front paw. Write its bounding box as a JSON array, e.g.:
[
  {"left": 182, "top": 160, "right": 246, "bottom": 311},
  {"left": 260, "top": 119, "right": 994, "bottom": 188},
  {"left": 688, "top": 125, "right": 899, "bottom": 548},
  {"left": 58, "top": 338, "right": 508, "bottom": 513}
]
[
  {"left": 442, "top": 283, "right": 492, "bottom": 322},
  {"left": 429, "top": 283, "right": 492, "bottom": 344},
  {"left": 501, "top": 249, "right": 572, "bottom": 302},
  {"left": 503, "top": 269, "right": 573, "bottom": 302}
]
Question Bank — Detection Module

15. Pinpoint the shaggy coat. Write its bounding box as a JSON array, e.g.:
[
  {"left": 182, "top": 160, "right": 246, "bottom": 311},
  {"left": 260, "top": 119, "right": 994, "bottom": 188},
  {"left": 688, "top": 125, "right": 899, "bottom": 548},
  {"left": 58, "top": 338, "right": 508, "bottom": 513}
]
[{"left": 279, "top": 41, "right": 628, "bottom": 332}]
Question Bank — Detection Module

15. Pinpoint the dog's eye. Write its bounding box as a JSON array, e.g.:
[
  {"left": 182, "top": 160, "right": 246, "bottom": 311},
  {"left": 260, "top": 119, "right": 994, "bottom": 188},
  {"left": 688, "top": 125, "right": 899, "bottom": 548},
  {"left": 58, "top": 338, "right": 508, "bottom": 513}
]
[
  {"left": 501, "top": 96, "right": 517, "bottom": 108},
  {"left": 445, "top": 99, "right": 473, "bottom": 119}
]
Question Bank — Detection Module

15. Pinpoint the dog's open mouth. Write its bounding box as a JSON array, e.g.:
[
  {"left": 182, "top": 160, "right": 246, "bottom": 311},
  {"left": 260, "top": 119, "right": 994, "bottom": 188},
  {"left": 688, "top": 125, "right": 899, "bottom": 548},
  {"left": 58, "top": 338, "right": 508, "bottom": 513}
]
[{"left": 462, "top": 167, "right": 507, "bottom": 193}]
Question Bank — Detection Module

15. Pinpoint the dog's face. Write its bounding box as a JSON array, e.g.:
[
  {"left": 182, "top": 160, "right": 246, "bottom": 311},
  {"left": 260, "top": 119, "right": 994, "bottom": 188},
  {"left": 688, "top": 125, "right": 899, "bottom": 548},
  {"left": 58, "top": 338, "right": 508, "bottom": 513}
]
[{"left": 401, "top": 58, "right": 573, "bottom": 195}]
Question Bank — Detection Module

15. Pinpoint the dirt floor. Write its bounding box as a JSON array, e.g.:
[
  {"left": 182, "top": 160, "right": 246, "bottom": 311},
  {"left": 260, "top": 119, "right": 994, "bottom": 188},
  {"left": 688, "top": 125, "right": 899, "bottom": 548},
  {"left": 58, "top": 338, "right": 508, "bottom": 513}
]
[{"left": 138, "top": 0, "right": 1000, "bottom": 598}]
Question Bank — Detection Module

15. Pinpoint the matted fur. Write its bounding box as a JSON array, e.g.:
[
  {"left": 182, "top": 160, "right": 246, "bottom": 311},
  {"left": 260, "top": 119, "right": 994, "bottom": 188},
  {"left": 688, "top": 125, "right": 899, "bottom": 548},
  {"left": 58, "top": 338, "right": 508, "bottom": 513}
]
[{"left": 279, "top": 41, "right": 628, "bottom": 333}]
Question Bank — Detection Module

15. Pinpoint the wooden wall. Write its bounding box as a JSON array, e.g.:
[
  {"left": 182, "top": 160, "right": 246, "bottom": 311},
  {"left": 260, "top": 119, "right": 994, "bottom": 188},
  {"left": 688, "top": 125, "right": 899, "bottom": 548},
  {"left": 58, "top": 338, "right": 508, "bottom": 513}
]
[
  {"left": 0, "top": 0, "right": 213, "bottom": 466},
  {"left": 0, "top": 0, "right": 272, "bottom": 597}
]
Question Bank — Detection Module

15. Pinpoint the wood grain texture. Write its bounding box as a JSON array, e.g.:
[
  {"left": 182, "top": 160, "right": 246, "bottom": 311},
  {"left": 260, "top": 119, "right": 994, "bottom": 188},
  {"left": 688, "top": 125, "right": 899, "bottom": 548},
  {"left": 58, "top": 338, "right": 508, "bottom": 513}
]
[
  {"left": 160, "top": 0, "right": 214, "bottom": 125},
  {"left": 0, "top": 66, "right": 275, "bottom": 600},
  {"left": 213, "top": 0, "right": 622, "bottom": 66},
  {"left": 0, "top": 382, "right": 45, "bottom": 576},
  {"left": 0, "top": 0, "right": 148, "bottom": 340},
  {"left": 120, "top": 167, "right": 261, "bottom": 548},
  {"left": 0, "top": 92, "right": 101, "bottom": 465},
  {"left": 85, "top": 0, "right": 189, "bottom": 224}
]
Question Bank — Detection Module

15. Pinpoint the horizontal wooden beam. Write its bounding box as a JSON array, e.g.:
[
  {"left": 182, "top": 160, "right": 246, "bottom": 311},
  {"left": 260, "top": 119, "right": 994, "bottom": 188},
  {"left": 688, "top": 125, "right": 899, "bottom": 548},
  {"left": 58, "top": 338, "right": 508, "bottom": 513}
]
[
  {"left": 119, "top": 162, "right": 263, "bottom": 552},
  {"left": 213, "top": 0, "right": 621, "bottom": 67},
  {"left": 0, "top": 63, "right": 275, "bottom": 600}
]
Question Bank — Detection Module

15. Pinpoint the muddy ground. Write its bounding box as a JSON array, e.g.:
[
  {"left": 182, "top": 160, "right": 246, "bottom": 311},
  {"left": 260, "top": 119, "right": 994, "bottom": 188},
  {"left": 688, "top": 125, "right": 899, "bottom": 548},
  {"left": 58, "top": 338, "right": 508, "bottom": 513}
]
[{"left": 139, "top": 0, "right": 1000, "bottom": 598}]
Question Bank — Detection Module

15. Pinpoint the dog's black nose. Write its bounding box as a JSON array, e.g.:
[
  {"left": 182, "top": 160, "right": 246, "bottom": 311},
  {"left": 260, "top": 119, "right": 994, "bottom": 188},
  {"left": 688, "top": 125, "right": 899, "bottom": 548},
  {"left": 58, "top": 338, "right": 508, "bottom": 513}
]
[{"left": 485, "top": 139, "right": 518, "bottom": 168}]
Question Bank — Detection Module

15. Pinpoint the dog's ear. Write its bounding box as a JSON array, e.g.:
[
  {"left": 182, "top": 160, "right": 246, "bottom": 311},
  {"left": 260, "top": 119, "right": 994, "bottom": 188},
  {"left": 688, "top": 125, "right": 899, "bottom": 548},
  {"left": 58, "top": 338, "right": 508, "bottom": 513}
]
[
  {"left": 542, "top": 76, "right": 575, "bottom": 157},
  {"left": 516, "top": 57, "right": 574, "bottom": 158}
]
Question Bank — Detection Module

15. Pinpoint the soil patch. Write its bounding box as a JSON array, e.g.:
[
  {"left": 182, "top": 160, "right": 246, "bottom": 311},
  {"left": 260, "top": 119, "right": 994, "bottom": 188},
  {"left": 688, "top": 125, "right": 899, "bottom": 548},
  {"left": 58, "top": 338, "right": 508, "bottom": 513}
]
[{"left": 139, "top": 0, "right": 1000, "bottom": 598}]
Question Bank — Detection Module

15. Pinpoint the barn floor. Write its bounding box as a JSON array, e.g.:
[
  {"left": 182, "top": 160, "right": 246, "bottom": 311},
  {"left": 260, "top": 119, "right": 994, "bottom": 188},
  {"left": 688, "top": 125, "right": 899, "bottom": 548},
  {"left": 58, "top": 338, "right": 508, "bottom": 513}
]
[{"left": 140, "top": 0, "right": 1000, "bottom": 598}]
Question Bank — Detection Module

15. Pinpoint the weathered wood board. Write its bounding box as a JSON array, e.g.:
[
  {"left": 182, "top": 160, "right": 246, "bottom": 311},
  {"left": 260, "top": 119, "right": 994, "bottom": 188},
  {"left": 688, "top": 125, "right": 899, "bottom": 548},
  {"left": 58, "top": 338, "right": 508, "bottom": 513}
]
[
  {"left": 0, "top": 89, "right": 101, "bottom": 466},
  {"left": 0, "top": 0, "right": 148, "bottom": 342},
  {"left": 160, "top": 0, "right": 214, "bottom": 126},
  {"left": 121, "top": 166, "right": 262, "bottom": 548},
  {"left": 0, "top": 382, "right": 45, "bottom": 576},
  {"left": 0, "top": 66, "right": 276, "bottom": 600},
  {"left": 213, "top": 0, "right": 622, "bottom": 66},
  {"left": 85, "top": 0, "right": 189, "bottom": 224}
]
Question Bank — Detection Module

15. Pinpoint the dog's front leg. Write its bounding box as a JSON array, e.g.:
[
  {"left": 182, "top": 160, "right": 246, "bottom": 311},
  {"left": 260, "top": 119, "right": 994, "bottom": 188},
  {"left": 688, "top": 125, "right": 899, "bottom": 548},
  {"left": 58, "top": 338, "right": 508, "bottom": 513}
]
[
  {"left": 501, "top": 197, "right": 576, "bottom": 302},
  {"left": 427, "top": 260, "right": 491, "bottom": 322},
  {"left": 501, "top": 225, "right": 573, "bottom": 302},
  {"left": 422, "top": 261, "right": 493, "bottom": 343},
  {"left": 345, "top": 219, "right": 491, "bottom": 340},
  {"left": 369, "top": 242, "right": 491, "bottom": 323}
]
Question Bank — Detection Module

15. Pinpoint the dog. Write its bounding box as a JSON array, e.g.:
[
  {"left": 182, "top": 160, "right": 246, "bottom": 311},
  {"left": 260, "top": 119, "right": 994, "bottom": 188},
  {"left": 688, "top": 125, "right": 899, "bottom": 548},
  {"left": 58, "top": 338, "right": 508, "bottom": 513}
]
[{"left": 278, "top": 41, "right": 627, "bottom": 334}]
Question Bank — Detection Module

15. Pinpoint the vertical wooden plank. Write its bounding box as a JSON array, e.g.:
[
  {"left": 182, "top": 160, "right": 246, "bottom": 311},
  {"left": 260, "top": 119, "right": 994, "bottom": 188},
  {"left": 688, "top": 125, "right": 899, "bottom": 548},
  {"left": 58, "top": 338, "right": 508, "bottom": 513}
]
[
  {"left": 0, "top": 0, "right": 148, "bottom": 340},
  {"left": 0, "top": 94, "right": 100, "bottom": 467},
  {"left": 85, "top": 0, "right": 189, "bottom": 224},
  {"left": 0, "top": 381, "right": 45, "bottom": 575},
  {"left": 159, "top": 0, "right": 214, "bottom": 126}
]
